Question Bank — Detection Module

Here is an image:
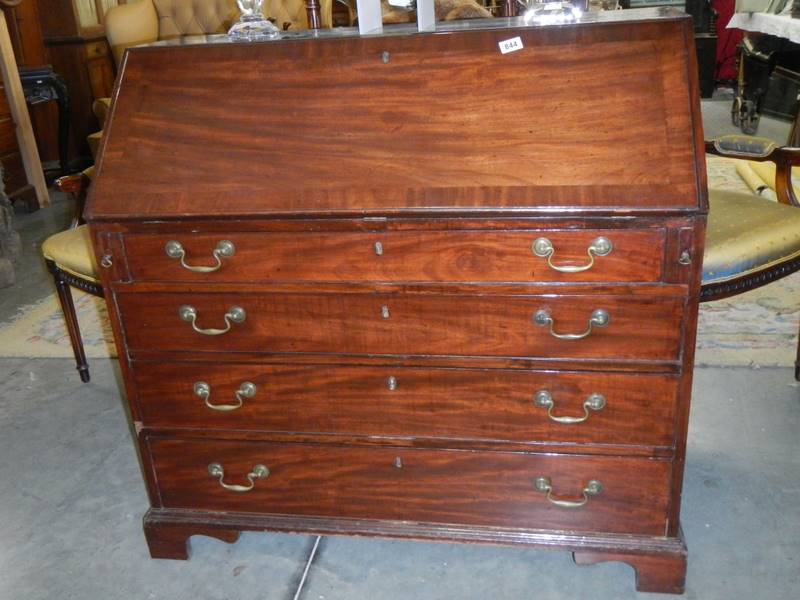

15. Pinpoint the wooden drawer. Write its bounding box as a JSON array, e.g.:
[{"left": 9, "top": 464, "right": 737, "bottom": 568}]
[
  {"left": 134, "top": 363, "right": 679, "bottom": 447},
  {"left": 118, "top": 292, "right": 685, "bottom": 361},
  {"left": 147, "top": 438, "right": 672, "bottom": 535},
  {"left": 122, "top": 230, "right": 665, "bottom": 284}
]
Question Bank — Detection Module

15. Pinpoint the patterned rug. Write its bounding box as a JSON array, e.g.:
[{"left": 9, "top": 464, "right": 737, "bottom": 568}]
[
  {"left": 0, "top": 157, "right": 796, "bottom": 366},
  {"left": 0, "top": 290, "right": 117, "bottom": 359},
  {"left": 697, "top": 156, "right": 799, "bottom": 367}
]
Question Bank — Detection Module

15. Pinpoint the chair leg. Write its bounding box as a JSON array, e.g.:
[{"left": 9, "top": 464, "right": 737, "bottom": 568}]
[
  {"left": 49, "top": 264, "right": 90, "bottom": 383},
  {"left": 796, "top": 319, "right": 800, "bottom": 382}
]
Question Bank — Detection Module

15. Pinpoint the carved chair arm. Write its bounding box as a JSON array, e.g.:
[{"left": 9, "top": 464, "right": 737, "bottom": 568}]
[
  {"left": 705, "top": 135, "right": 800, "bottom": 208},
  {"left": 55, "top": 173, "right": 92, "bottom": 229}
]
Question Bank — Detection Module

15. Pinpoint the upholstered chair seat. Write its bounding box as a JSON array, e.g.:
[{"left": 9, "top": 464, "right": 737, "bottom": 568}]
[
  {"left": 704, "top": 137, "right": 800, "bottom": 381},
  {"left": 704, "top": 188, "right": 800, "bottom": 285},
  {"left": 41, "top": 226, "right": 99, "bottom": 283}
]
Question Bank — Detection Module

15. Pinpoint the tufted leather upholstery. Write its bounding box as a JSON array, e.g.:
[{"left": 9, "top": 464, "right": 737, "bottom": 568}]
[
  {"left": 152, "top": 0, "right": 239, "bottom": 38},
  {"left": 106, "top": 0, "right": 332, "bottom": 66}
]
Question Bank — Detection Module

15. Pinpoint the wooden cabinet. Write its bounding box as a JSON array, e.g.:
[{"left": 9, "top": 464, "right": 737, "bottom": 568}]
[
  {"left": 0, "top": 0, "right": 45, "bottom": 205},
  {"left": 37, "top": 0, "right": 119, "bottom": 166},
  {"left": 0, "top": 81, "right": 31, "bottom": 202},
  {"left": 87, "top": 10, "right": 706, "bottom": 594}
]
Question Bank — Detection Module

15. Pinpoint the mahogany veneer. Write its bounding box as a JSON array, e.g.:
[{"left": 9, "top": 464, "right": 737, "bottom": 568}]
[
  {"left": 116, "top": 291, "right": 686, "bottom": 360},
  {"left": 122, "top": 229, "right": 667, "bottom": 283},
  {"left": 133, "top": 363, "right": 680, "bottom": 447},
  {"left": 87, "top": 10, "right": 707, "bottom": 594},
  {"left": 147, "top": 438, "right": 673, "bottom": 535}
]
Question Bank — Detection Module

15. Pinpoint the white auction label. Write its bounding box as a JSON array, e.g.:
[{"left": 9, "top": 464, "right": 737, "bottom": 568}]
[{"left": 498, "top": 36, "right": 523, "bottom": 55}]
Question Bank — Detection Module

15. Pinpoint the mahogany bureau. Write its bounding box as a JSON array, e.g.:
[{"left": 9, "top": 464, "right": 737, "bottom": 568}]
[{"left": 86, "top": 9, "right": 707, "bottom": 594}]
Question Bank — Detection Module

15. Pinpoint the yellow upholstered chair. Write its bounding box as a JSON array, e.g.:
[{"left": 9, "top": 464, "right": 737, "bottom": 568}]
[
  {"left": 42, "top": 170, "right": 103, "bottom": 383},
  {"left": 703, "top": 136, "right": 800, "bottom": 380}
]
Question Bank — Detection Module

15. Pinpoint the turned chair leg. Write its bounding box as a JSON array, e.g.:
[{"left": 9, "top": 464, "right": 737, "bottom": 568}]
[{"left": 47, "top": 261, "right": 90, "bottom": 383}]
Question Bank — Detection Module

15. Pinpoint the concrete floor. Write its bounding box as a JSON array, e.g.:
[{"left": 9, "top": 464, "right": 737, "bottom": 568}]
[
  {"left": 702, "top": 87, "right": 792, "bottom": 142},
  {"left": 0, "top": 190, "right": 72, "bottom": 320},
  {"left": 1, "top": 97, "right": 799, "bottom": 599}
]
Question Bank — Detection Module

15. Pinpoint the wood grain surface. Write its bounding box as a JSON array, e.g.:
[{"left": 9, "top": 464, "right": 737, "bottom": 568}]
[
  {"left": 132, "top": 363, "right": 679, "bottom": 447},
  {"left": 116, "top": 291, "right": 685, "bottom": 360},
  {"left": 122, "top": 229, "right": 666, "bottom": 283},
  {"left": 147, "top": 437, "right": 672, "bottom": 535},
  {"left": 86, "top": 17, "right": 703, "bottom": 219}
]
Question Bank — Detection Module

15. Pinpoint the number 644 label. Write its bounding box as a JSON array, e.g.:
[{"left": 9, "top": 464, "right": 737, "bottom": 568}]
[{"left": 498, "top": 36, "right": 524, "bottom": 55}]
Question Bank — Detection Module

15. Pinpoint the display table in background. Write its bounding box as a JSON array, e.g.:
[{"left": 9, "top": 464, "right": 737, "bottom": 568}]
[
  {"left": 728, "top": 12, "right": 800, "bottom": 143},
  {"left": 728, "top": 12, "right": 800, "bottom": 44}
]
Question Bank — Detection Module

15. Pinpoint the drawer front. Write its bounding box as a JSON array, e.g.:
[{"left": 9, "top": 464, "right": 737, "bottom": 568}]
[
  {"left": 122, "top": 230, "right": 665, "bottom": 283},
  {"left": 118, "top": 292, "right": 684, "bottom": 361},
  {"left": 148, "top": 438, "right": 672, "bottom": 535},
  {"left": 135, "top": 364, "right": 679, "bottom": 447}
]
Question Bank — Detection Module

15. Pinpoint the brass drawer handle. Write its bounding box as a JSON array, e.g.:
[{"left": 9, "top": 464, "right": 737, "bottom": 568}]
[
  {"left": 532, "top": 236, "right": 612, "bottom": 273},
  {"left": 178, "top": 305, "right": 246, "bottom": 335},
  {"left": 193, "top": 381, "right": 256, "bottom": 412},
  {"left": 165, "top": 240, "right": 235, "bottom": 273},
  {"left": 533, "top": 308, "right": 609, "bottom": 340},
  {"left": 208, "top": 463, "right": 269, "bottom": 492},
  {"left": 534, "top": 476, "right": 603, "bottom": 508},
  {"left": 534, "top": 390, "right": 606, "bottom": 424}
]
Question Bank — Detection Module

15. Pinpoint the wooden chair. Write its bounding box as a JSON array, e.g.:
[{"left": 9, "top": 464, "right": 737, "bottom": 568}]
[
  {"left": 703, "top": 136, "right": 800, "bottom": 380},
  {"left": 42, "top": 171, "right": 103, "bottom": 383}
]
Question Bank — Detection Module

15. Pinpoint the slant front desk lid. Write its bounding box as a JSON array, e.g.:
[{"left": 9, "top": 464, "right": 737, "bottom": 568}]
[{"left": 87, "top": 9, "right": 706, "bottom": 221}]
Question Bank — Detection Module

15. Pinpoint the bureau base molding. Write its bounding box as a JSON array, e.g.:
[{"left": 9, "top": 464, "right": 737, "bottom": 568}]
[{"left": 143, "top": 509, "right": 687, "bottom": 593}]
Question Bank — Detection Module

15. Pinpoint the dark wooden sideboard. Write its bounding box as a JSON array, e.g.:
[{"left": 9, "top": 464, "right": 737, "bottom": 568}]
[{"left": 86, "top": 10, "right": 707, "bottom": 594}]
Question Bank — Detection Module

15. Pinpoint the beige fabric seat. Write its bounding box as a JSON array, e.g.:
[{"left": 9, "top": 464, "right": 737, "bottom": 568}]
[
  {"left": 704, "top": 188, "right": 800, "bottom": 285},
  {"left": 704, "top": 136, "right": 800, "bottom": 381},
  {"left": 41, "top": 225, "right": 99, "bottom": 283}
]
